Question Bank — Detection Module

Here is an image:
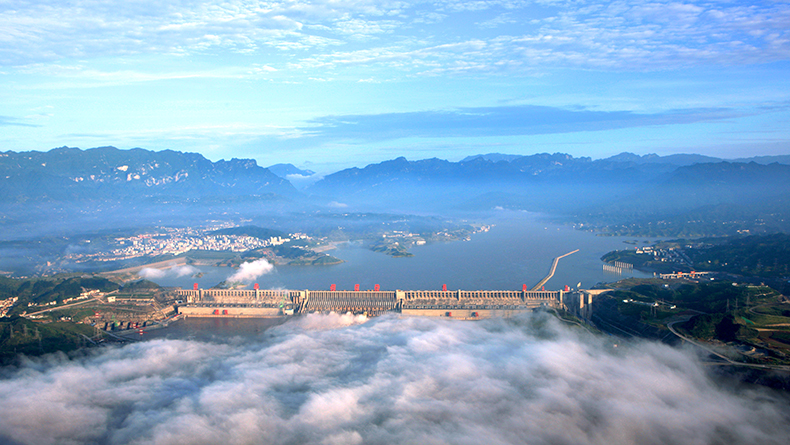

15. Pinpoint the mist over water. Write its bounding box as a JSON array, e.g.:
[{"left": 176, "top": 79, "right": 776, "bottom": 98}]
[
  {"left": 227, "top": 258, "right": 275, "bottom": 283},
  {"left": 139, "top": 265, "right": 199, "bottom": 280},
  {"left": 1, "top": 313, "right": 788, "bottom": 445}
]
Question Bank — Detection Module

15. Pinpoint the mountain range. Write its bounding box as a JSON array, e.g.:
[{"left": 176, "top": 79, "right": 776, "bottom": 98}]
[
  {"left": 2, "top": 146, "right": 789, "bottom": 237},
  {"left": 0, "top": 146, "right": 295, "bottom": 203},
  {"left": 307, "top": 152, "right": 790, "bottom": 211},
  {"left": 461, "top": 152, "right": 790, "bottom": 166},
  {"left": 305, "top": 151, "right": 790, "bottom": 235},
  {"left": 311, "top": 152, "right": 790, "bottom": 197}
]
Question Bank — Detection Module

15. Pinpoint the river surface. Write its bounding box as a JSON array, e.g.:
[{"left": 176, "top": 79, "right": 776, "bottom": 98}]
[{"left": 147, "top": 210, "right": 654, "bottom": 292}]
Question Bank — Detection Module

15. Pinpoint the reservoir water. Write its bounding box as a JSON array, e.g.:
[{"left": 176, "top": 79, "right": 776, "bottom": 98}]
[{"left": 147, "top": 211, "right": 654, "bottom": 292}]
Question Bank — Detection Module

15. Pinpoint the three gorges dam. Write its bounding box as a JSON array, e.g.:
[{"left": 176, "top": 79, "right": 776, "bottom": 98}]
[{"left": 174, "top": 250, "right": 596, "bottom": 319}]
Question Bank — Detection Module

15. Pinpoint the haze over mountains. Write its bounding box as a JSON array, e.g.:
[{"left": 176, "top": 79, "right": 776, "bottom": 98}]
[
  {"left": 315, "top": 150, "right": 790, "bottom": 201},
  {"left": 2, "top": 146, "right": 789, "bottom": 238},
  {"left": 463, "top": 152, "right": 790, "bottom": 166},
  {"left": 4, "top": 146, "right": 787, "bottom": 203},
  {"left": 309, "top": 152, "right": 790, "bottom": 232},
  {"left": 0, "top": 146, "right": 299, "bottom": 238}
]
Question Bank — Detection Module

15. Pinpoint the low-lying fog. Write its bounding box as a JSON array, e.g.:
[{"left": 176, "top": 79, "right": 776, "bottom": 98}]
[{"left": 1, "top": 313, "right": 788, "bottom": 445}]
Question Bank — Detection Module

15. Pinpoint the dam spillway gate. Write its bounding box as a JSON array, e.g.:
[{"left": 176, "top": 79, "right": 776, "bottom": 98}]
[{"left": 175, "top": 286, "right": 571, "bottom": 319}]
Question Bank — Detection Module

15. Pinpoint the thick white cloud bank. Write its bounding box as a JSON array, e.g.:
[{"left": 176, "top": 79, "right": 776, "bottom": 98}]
[{"left": 0, "top": 313, "right": 788, "bottom": 445}]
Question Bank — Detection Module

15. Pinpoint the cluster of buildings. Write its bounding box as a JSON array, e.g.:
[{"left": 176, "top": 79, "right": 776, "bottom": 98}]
[
  {"left": 64, "top": 226, "right": 308, "bottom": 263},
  {"left": 62, "top": 290, "right": 103, "bottom": 304},
  {"left": 27, "top": 300, "right": 58, "bottom": 308},
  {"left": 635, "top": 245, "right": 689, "bottom": 265},
  {"left": 381, "top": 231, "right": 427, "bottom": 245},
  {"left": 0, "top": 296, "right": 17, "bottom": 317},
  {"left": 383, "top": 225, "right": 491, "bottom": 244},
  {"left": 21, "top": 290, "right": 103, "bottom": 315},
  {"left": 659, "top": 271, "right": 712, "bottom": 280},
  {"left": 106, "top": 233, "right": 278, "bottom": 259}
]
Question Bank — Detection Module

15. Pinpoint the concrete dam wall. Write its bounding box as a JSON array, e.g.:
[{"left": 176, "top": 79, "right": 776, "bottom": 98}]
[{"left": 175, "top": 286, "right": 568, "bottom": 319}]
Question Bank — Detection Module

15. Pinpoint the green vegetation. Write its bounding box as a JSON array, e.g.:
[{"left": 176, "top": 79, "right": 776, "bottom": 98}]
[
  {"left": 370, "top": 242, "right": 414, "bottom": 257},
  {"left": 0, "top": 275, "right": 119, "bottom": 316},
  {"left": 601, "top": 250, "right": 678, "bottom": 273},
  {"left": 596, "top": 279, "right": 790, "bottom": 364},
  {"left": 57, "top": 307, "right": 102, "bottom": 322},
  {"left": 608, "top": 281, "right": 765, "bottom": 314},
  {"left": 271, "top": 244, "right": 309, "bottom": 259},
  {"left": 682, "top": 313, "right": 759, "bottom": 342},
  {"left": 767, "top": 331, "right": 790, "bottom": 346},
  {"left": 267, "top": 245, "right": 344, "bottom": 265},
  {"left": 749, "top": 305, "right": 790, "bottom": 317},
  {"left": 671, "top": 282, "right": 750, "bottom": 313},
  {"left": 0, "top": 316, "right": 99, "bottom": 364},
  {"left": 603, "top": 234, "right": 790, "bottom": 288},
  {"left": 288, "top": 255, "right": 344, "bottom": 266},
  {"left": 587, "top": 201, "right": 790, "bottom": 238},
  {"left": 601, "top": 250, "right": 649, "bottom": 266},
  {"left": 689, "top": 233, "right": 790, "bottom": 278},
  {"left": 121, "top": 279, "right": 161, "bottom": 291}
]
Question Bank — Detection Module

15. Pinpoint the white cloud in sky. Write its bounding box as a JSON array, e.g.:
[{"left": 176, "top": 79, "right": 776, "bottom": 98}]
[{"left": 1, "top": 1, "right": 789, "bottom": 71}]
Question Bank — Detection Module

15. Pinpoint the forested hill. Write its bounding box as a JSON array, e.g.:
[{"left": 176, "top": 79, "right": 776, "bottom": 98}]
[{"left": 690, "top": 234, "right": 790, "bottom": 278}]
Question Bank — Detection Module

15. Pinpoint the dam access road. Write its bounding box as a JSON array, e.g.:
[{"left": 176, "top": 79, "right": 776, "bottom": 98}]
[{"left": 531, "top": 249, "right": 579, "bottom": 291}]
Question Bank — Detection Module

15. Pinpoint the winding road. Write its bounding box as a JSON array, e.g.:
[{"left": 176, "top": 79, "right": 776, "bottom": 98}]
[{"left": 667, "top": 318, "right": 790, "bottom": 371}]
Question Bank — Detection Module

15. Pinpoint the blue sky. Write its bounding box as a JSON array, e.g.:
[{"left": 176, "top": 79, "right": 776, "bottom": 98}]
[{"left": 2, "top": 0, "right": 790, "bottom": 172}]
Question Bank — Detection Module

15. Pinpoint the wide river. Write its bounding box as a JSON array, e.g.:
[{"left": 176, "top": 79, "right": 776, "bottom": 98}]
[{"left": 146, "top": 210, "right": 654, "bottom": 292}]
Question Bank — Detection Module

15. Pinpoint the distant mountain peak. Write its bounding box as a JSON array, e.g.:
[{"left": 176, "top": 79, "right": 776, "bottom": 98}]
[
  {"left": 460, "top": 153, "right": 523, "bottom": 163},
  {"left": 605, "top": 152, "right": 657, "bottom": 162},
  {"left": 267, "top": 163, "right": 316, "bottom": 178}
]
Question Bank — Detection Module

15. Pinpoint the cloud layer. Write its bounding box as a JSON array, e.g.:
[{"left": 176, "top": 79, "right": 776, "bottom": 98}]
[
  {"left": 0, "top": 313, "right": 787, "bottom": 445},
  {"left": 2, "top": 1, "right": 789, "bottom": 72}
]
